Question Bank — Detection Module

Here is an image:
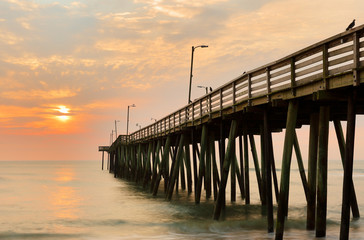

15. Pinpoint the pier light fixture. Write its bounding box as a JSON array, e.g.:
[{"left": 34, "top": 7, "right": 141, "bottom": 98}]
[
  {"left": 114, "top": 120, "right": 120, "bottom": 139},
  {"left": 197, "top": 85, "right": 212, "bottom": 95},
  {"left": 126, "top": 104, "right": 136, "bottom": 135},
  {"left": 188, "top": 45, "right": 208, "bottom": 104}
]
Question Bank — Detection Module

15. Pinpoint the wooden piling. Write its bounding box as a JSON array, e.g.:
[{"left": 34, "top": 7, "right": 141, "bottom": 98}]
[
  {"left": 260, "top": 127, "right": 267, "bottom": 207},
  {"left": 271, "top": 152, "right": 279, "bottom": 203},
  {"left": 192, "top": 130, "right": 198, "bottom": 194},
  {"left": 102, "top": 151, "right": 104, "bottom": 170},
  {"left": 275, "top": 100, "right": 298, "bottom": 240},
  {"left": 143, "top": 142, "right": 153, "bottom": 188},
  {"left": 196, "top": 125, "right": 208, "bottom": 203},
  {"left": 135, "top": 144, "right": 142, "bottom": 182},
  {"left": 234, "top": 155, "right": 245, "bottom": 200},
  {"left": 180, "top": 154, "right": 186, "bottom": 191},
  {"left": 206, "top": 131, "right": 212, "bottom": 199},
  {"left": 213, "top": 119, "right": 238, "bottom": 220},
  {"left": 184, "top": 138, "right": 193, "bottom": 194},
  {"left": 211, "top": 135, "right": 220, "bottom": 200},
  {"left": 316, "top": 106, "right": 330, "bottom": 238},
  {"left": 153, "top": 136, "right": 171, "bottom": 196},
  {"left": 333, "top": 119, "right": 360, "bottom": 219},
  {"left": 167, "top": 134, "right": 185, "bottom": 200},
  {"left": 219, "top": 121, "right": 226, "bottom": 208},
  {"left": 340, "top": 90, "right": 357, "bottom": 240},
  {"left": 150, "top": 140, "right": 161, "bottom": 192},
  {"left": 238, "top": 135, "right": 246, "bottom": 199},
  {"left": 306, "top": 112, "right": 319, "bottom": 230},
  {"left": 249, "top": 134, "right": 263, "bottom": 202},
  {"left": 293, "top": 131, "right": 308, "bottom": 201},
  {"left": 243, "top": 129, "right": 250, "bottom": 204},
  {"left": 264, "top": 108, "right": 274, "bottom": 232},
  {"left": 231, "top": 137, "right": 236, "bottom": 202}
]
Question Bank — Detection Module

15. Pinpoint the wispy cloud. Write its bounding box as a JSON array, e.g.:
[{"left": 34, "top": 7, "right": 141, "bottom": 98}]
[
  {"left": 1, "top": 88, "right": 80, "bottom": 100},
  {"left": 0, "top": 31, "right": 23, "bottom": 45}
]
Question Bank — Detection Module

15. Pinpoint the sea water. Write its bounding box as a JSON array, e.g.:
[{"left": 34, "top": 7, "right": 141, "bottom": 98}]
[{"left": 0, "top": 160, "right": 363, "bottom": 239}]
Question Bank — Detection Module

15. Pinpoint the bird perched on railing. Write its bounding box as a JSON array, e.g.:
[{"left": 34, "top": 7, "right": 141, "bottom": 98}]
[{"left": 346, "top": 19, "right": 355, "bottom": 31}]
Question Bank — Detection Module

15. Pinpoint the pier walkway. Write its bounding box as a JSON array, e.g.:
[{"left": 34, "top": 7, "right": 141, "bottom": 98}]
[{"left": 100, "top": 25, "right": 364, "bottom": 239}]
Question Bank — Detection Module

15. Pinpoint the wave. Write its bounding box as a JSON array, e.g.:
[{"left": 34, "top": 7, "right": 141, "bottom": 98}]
[{"left": 0, "top": 231, "right": 84, "bottom": 240}]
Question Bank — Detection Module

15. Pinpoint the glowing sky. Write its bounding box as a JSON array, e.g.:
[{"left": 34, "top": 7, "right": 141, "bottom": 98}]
[{"left": 1, "top": 0, "right": 364, "bottom": 161}]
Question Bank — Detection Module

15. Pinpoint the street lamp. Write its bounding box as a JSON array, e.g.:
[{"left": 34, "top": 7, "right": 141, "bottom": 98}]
[
  {"left": 188, "top": 45, "right": 208, "bottom": 104},
  {"left": 114, "top": 120, "right": 120, "bottom": 139},
  {"left": 126, "top": 104, "right": 136, "bottom": 135},
  {"left": 197, "top": 85, "right": 212, "bottom": 95},
  {"left": 110, "top": 130, "right": 114, "bottom": 145}
]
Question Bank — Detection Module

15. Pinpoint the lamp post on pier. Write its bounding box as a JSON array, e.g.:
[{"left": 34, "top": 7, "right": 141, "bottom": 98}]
[
  {"left": 126, "top": 104, "right": 136, "bottom": 136},
  {"left": 197, "top": 85, "right": 212, "bottom": 95},
  {"left": 188, "top": 45, "right": 208, "bottom": 104},
  {"left": 110, "top": 130, "right": 114, "bottom": 145},
  {"left": 114, "top": 120, "right": 120, "bottom": 139}
]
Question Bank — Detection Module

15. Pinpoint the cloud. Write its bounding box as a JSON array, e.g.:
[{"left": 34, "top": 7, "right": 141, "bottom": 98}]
[
  {"left": 6, "top": 0, "right": 40, "bottom": 11},
  {"left": 1, "top": 88, "right": 80, "bottom": 100},
  {"left": 0, "top": 30, "right": 23, "bottom": 44},
  {"left": 3, "top": 55, "right": 96, "bottom": 70},
  {"left": 121, "top": 81, "right": 152, "bottom": 90}
]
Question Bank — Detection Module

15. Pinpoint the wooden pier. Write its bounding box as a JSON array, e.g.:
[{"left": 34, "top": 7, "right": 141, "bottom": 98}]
[{"left": 99, "top": 25, "right": 364, "bottom": 239}]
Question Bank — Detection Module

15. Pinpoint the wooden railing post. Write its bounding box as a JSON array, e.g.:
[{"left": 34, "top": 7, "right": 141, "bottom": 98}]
[
  {"left": 266, "top": 67, "right": 271, "bottom": 102},
  {"left": 353, "top": 32, "right": 360, "bottom": 86},
  {"left": 232, "top": 82, "right": 236, "bottom": 112},
  {"left": 208, "top": 94, "right": 212, "bottom": 118},
  {"left": 248, "top": 74, "right": 252, "bottom": 106},
  {"left": 323, "top": 43, "right": 329, "bottom": 90},
  {"left": 219, "top": 89, "right": 223, "bottom": 116},
  {"left": 290, "top": 57, "right": 296, "bottom": 96}
]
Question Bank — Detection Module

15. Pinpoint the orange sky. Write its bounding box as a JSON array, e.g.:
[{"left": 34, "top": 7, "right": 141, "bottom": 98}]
[{"left": 1, "top": 0, "right": 364, "bottom": 161}]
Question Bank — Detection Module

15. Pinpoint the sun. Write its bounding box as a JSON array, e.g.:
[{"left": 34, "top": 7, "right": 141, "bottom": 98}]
[
  {"left": 54, "top": 106, "right": 71, "bottom": 122},
  {"left": 56, "top": 115, "right": 71, "bottom": 122},
  {"left": 58, "top": 106, "right": 70, "bottom": 114}
]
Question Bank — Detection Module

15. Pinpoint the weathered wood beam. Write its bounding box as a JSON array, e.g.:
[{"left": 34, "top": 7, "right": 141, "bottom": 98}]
[
  {"left": 167, "top": 134, "right": 185, "bottom": 200},
  {"left": 264, "top": 108, "right": 274, "bottom": 232},
  {"left": 153, "top": 136, "right": 171, "bottom": 196},
  {"left": 249, "top": 134, "right": 263, "bottom": 202},
  {"left": 293, "top": 131, "right": 309, "bottom": 201},
  {"left": 340, "top": 90, "right": 357, "bottom": 239},
  {"left": 306, "top": 112, "right": 319, "bottom": 230},
  {"left": 213, "top": 119, "right": 238, "bottom": 220},
  {"left": 275, "top": 100, "right": 298, "bottom": 240},
  {"left": 196, "top": 125, "right": 208, "bottom": 204},
  {"left": 333, "top": 119, "right": 360, "bottom": 219},
  {"left": 316, "top": 106, "right": 330, "bottom": 238}
]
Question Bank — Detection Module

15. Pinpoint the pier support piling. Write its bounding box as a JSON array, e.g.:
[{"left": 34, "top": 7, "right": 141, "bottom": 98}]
[
  {"left": 213, "top": 119, "right": 238, "bottom": 220},
  {"left": 316, "top": 106, "right": 330, "bottom": 238},
  {"left": 340, "top": 90, "right": 357, "bottom": 240},
  {"left": 306, "top": 112, "right": 319, "bottom": 230},
  {"left": 275, "top": 100, "right": 298, "bottom": 240}
]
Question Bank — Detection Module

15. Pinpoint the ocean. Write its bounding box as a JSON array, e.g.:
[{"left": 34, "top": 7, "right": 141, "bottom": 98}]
[{"left": 0, "top": 160, "right": 363, "bottom": 239}]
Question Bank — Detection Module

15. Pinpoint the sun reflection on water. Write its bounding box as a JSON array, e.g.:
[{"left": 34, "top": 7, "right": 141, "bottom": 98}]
[{"left": 49, "top": 168, "right": 82, "bottom": 220}]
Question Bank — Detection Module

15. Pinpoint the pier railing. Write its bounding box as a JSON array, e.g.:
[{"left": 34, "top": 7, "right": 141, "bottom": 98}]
[{"left": 128, "top": 25, "right": 364, "bottom": 143}]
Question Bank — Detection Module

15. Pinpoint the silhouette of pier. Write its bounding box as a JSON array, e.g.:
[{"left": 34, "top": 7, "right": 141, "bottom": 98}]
[{"left": 100, "top": 25, "right": 364, "bottom": 239}]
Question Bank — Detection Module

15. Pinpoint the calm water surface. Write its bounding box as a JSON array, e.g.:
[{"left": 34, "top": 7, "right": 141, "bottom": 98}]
[{"left": 0, "top": 160, "right": 364, "bottom": 239}]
